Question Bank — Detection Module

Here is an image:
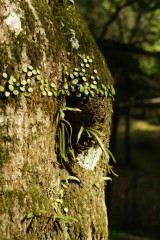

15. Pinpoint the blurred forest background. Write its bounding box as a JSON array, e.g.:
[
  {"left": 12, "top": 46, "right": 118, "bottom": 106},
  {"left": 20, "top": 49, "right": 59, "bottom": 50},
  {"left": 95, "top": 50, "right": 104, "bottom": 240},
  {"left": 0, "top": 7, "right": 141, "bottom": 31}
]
[{"left": 75, "top": 0, "right": 160, "bottom": 239}]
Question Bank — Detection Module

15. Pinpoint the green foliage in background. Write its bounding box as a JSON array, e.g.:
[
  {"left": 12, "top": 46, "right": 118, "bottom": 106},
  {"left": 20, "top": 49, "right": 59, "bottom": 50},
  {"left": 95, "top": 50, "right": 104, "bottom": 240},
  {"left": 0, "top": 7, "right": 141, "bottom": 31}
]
[{"left": 75, "top": 0, "right": 160, "bottom": 102}]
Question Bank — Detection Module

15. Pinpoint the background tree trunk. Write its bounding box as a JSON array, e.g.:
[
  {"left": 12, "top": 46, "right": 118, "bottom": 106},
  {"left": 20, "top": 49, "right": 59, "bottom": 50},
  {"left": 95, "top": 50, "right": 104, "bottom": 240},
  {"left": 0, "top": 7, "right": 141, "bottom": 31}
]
[{"left": 0, "top": 1, "right": 113, "bottom": 239}]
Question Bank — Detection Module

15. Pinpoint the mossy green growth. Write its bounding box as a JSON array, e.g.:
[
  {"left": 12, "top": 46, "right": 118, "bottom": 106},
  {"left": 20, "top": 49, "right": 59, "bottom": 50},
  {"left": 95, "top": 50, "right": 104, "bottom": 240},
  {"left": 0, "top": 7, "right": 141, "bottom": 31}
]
[
  {"left": 0, "top": 138, "right": 11, "bottom": 170},
  {"left": 0, "top": 45, "right": 9, "bottom": 73},
  {"left": 26, "top": 41, "right": 43, "bottom": 67},
  {"left": 9, "top": 32, "right": 25, "bottom": 64},
  {"left": 0, "top": 147, "right": 11, "bottom": 170},
  {"left": 27, "top": 185, "right": 54, "bottom": 212},
  {"left": 53, "top": 3, "right": 113, "bottom": 85},
  {"left": 20, "top": 1, "right": 36, "bottom": 35},
  {"left": 0, "top": 190, "right": 26, "bottom": 215},
  {"left": 31, "top": 0, "right": 64, "bottom": 58}
]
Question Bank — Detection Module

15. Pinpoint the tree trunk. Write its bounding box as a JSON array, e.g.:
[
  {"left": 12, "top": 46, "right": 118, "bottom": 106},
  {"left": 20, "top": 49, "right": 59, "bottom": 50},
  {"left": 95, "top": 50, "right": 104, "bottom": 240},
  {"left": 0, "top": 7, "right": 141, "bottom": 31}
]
[{"left": 0, "top": 1, "right": 114, "bottom": 239}]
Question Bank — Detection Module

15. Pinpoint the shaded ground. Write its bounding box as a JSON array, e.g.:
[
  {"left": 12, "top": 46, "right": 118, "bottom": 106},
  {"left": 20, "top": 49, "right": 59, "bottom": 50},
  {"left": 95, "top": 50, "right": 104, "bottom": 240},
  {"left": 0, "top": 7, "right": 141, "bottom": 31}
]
[
  {"left": 110, "top": 230, "right": 152, "bottom": 240},
  {"left": 109, "top": 119, "right": 160, "bottom": 240}
]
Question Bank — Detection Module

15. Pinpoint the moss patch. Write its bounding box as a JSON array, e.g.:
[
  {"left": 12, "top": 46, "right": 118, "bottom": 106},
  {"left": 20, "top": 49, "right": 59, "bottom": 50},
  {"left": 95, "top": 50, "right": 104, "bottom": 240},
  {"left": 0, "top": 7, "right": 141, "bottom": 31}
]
[
  {"left": 53, "top": 5, "right": 113, "bottom": 85},
  {"left": 20, "top": 1, "right": 36, "bottom": 35},
  {"left": 0, "top": 45, "right": 9, "bottom": 73},
  {"left": 0, "top": 143, "right": 11, "bottom": 170},
  {"left": 0, "top": 190, "right": 26, "bottom": 215}
]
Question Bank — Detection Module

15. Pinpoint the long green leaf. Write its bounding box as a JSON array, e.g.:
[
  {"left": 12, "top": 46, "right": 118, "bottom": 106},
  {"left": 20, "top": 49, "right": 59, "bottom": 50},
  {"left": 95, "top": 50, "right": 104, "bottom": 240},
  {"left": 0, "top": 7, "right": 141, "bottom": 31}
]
[
  {"left": 85, "top": 126, "right": 104, "bottom": 137},
  {"left": 99, "top": 177, "right": 112, "bottom": 182},
  {"left": 105, "top": 148, "right": 116, "bottom": 163},
  {"left": 55, "top": 215, "right": 78, "bottom": 223},
  {"left": 65, "top": 107, "right": 81, "bottom": 112},
  {"left": 86, "top": 128, "right": 118, "bottom": 176},
  {"left": 59, "top": 123, "right": 67, "bottom": 161},
  {"left": 62, "top": 176, "right": 80, "bottom": 183},
  {"left": 85, "top": 128, "right": 109, "bottom": 163},
  {"left": 108, "top": 165, "right": 119, "bottom": 177},
  {"left": 59, "top": 126, "right": 63, "bottom": 159},
  {"left": 67, "top": 232, "right": 72, "bottom": 240},
  {"left": 62, "top": 119, "right": 72, "bottom": 145},
  {"left": 76, "top": 126, "right": 84, "bottom": 144},
  {"left": 67, "top": 146, "right": 76, "bottom": 161},
  {"left": 26, "top": 212, "right": 34, "bottom": 219},
  {"left": 61, "top": 123, "right": 67, "bottom": 161},
  {"left": 85, "top": 127, "right": 116, "bottom": 164}
]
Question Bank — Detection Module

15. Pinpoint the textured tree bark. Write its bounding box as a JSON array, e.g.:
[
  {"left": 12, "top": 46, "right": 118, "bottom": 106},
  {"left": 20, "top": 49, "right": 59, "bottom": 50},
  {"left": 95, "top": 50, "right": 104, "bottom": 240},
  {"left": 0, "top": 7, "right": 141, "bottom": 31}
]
[{"left": 0, "top": 0, "right": 113, "bottom": 239}]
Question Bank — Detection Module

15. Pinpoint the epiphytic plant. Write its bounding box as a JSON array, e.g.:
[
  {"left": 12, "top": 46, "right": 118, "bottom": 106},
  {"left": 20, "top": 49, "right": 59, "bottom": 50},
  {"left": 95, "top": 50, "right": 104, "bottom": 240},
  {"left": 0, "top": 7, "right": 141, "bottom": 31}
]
[
  {"left": 0, "top": 54, "right": 115, "bottom": 100},
  {"left": 0, "top": 65, "right": 57, "bottom": 98},
  {"left": 56, "top": 102, "right": 81, "bottom": 162},
  {"left": 77, "top": 125, "right": 118, "bottom": 176},
  {"left": 61, "top": 54, "right": 115, "bottom": 100}
]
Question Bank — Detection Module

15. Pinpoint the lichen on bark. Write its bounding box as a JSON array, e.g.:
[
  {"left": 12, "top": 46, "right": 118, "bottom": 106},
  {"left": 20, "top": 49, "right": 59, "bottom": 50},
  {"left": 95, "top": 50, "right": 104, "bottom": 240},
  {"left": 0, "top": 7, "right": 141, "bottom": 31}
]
[{"left": 0, "top": 0, "right": 113, "bottom": 239}]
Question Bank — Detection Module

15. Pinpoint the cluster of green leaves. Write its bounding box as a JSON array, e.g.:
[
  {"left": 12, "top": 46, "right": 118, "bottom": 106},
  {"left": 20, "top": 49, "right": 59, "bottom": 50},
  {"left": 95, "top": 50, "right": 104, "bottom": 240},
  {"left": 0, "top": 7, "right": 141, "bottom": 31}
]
[
  {"left": 0, "top": 65, "right": 58, "bottom": 98},
  {"left": 0, "top": 66, "right": 37, "bottom": 97},
  {"left": 61, "top": 54, "right": 115, "bottom": 99},
  {"left": 0, "top": 54, "right": 115, "bottom": 101}
]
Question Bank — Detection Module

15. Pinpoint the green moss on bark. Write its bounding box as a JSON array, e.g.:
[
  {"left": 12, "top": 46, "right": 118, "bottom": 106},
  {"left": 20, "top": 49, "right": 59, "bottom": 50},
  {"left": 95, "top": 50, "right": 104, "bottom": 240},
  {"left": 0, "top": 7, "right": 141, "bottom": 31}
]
[
  {"left": 0, "top": 135, "right": 11, "bottom": 170},
  {"left": 0, "top": 190, "right": 26, "bottom": 215},
  {"left": 53, "top": 4, "right": 112, "bottom": 85},
  {"left": 0, "top": 146, "right": 11, "bottom": 170},
  {"left": 0, "top": 45, "right": 9, "bottom": 73},
  {"left": 20, "top": 1, "right": 36, "bottom": 35}
]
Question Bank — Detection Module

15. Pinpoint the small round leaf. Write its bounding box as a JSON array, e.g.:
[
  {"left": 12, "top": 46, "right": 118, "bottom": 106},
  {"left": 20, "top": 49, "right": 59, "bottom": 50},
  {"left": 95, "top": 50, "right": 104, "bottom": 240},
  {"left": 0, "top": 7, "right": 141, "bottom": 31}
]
[
  {"left": 82, "top": 76, "right": 87, "bottom": 82},
  {"left": 5, "top": 91, "right": 10, "bottom": 97},
  {"left": 28, "top": 65, "right": 33, "bottom": 70},
  {"left": 63, "top": 83, "right": 68, "bottom": 90},
  {"left": 76, "top": 92, "right": 81, "bottom": 97},
  {"left": 10, "top": 76, "right": 16, "bottom": 82},
  {"left": 24, "top": 92, "right": 31, "bottom": 97},
  {"left": 42, "top": 91, "right": 47, "bottom": 96},
  {"left": 32, "top": 70, "right": 37, "bottom": 75},
  {"left": 36, "top": 75, "right": 41, "bottom": 81},
  {"left": 22, "top": 68, "right": 27, "bottom": 73},
  {"left": 48, "top": 91, "right": 53, "bottom": 96},
  {"left": 37, "top": 69, "right": 40, "bottom": 75},
  {"left": 84, "top": 89, "right": 89, "bottom": 95},
  {"left": 27, "top": 71, "right": 32, "bottom": 77},
  {"left": 28, "top": 87, "right": 33, "bottom": 93},
  {"left": 70, "top": 73, "right": 74, "bottom": 79},
  {"left": 8, "top": 80, "right": 14, "bottom": 85},
  {"left": 2, "top": 73, "right": 7, "bottom": 79},
  {"left": 72, "top": 79, "right": 78, "bottom": 85},
  {"left": 20, "top": 86, "right": 25, "bottom": 92},
  {"left": 40, "top": 85, "right": 44, "bottom": 91},
  {"left": 27, "top": 79, "right": 31, "bottom": 85},
  {"left": 0, "top": 86, "right": 4, "bottom": 92},
  {"left": 13, "top": 90, "right": 19, "bottom": 96},
  {"left": 8, "top": 85, "right": 14, "bottom": 91},
  {"left": 21, "top": 80, "right": 27, "bottom": 86}
]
